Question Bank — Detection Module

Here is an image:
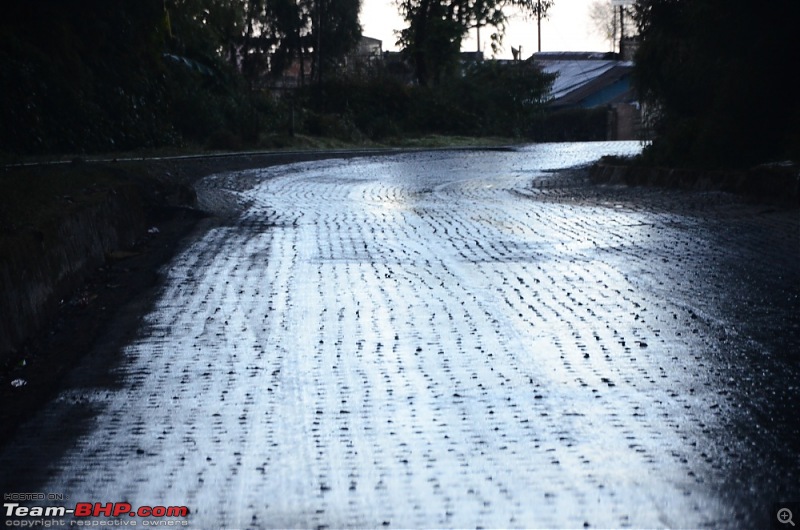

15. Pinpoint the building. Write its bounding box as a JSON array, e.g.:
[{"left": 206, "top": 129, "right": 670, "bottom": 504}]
[
  {"left": 345, "top": 36, "right": 383, "bottom": 74},
  {"left": 532, "top": 51, "right": 641, "bottom": 140},
  {"left": 533, "top": 52, "right": 634, "bottom": 109}
]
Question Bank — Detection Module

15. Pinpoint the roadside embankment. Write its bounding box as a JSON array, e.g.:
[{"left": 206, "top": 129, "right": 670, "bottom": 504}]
[
  {"left": 589, "top": 158, "right": 800, "bottom": 205},
  {"left": 0, "top": 160, "right": 203, "bottom": 444},
  {"left": 0, "top": 163, "right": 196, "bottom": 360}
]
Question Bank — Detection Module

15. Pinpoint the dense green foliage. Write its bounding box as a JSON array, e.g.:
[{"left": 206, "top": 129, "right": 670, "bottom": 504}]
[
  {"left": 445, "top": 61, "right": 555, "bottom": 136},
  {"left": 1, "top": 1, "right": 172, "bottom": 153},
  {"left": 299, "top": 61, "right": 555, "bottom": 139},
  {"left": 0, "top": 0, "right": 561, "bottom": 155},
  {"left": 0, "top": 0, "right": 362, "bottom": 155},
  {"left": 634, "top": 0, "right": 799, "bottom": 167}
]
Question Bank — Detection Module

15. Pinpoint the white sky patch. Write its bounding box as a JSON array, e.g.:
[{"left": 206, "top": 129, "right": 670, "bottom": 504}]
[{"left": 360, "top": 0, "right": 610, "bottom": 59}]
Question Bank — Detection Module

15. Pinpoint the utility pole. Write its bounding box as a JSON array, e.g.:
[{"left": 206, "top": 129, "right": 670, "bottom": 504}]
[
  {"left": 317, "top": 0, "right": 323, "bottom": 85},
  {"left": 537, "top": 0, "right": 542, "bottom": 52},
  {"left": 612, "top": 0, "right": 634, "bottom": 56}
]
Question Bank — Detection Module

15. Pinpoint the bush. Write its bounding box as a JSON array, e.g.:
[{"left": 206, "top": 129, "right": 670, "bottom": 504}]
[
  {"left": 0, "top": 2, "right": 284, "bottom": 156},
  {"left": 297, "top": 75, "right": 411, "bottom": 140},
  {"left": 1, "top": 2, "right": 175, "bottom": 154},
  {"left": 634, "top": 0, "right": 799, "bottom": 167},
  {"left": 447, "top": 61, "right": 555, "bottom": 137},
  {"left": 297, "top": 62, "right": 554, "bottom": 141}
]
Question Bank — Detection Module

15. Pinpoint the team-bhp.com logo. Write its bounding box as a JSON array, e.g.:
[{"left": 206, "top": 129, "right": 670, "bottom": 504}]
[{"left": 4, "top": 501, "right": 189, "bottom": 527}]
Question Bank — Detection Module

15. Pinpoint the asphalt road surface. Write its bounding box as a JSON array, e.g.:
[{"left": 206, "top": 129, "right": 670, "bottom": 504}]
[{"left": 2, "top": 142, "right": 799, "bottom": 529}]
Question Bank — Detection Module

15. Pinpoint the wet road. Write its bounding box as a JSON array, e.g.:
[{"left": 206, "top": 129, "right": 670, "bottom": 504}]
[{"left": 2, "top": 142, "right": 799, "bottom": 528}]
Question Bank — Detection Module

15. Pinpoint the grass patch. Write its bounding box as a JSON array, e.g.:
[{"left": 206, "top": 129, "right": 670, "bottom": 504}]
[{"left": 382, "top": 135, "right": 521, "bottom": 149}]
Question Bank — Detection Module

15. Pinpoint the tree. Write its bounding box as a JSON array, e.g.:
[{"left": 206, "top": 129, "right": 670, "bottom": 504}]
[
  {"left": 397, "top": 0, "right": 554, "bottom": 86},
  {"left": 588, "top": 1, "right": 617, "bottom": 52},
  {"left": 308, "top": 0, "right": 362, "bottom": 84},
  {"left": 1, "top": 0, "right": 171, "bottom": 153},
  {"left": 167, "top": 0, "right": 246, "bottom": 65},
  {"left": 240, "top": 0, "right": 303, "bottom": 84},
  {"left": 453, "top": 60, "right": 555, "bottom": 135},
  {"left": 588, "top": 0, "right": 635, "bottom": 53},
  {"left": 633, "top": 0, "right": 799, "bottom": 167},
  {"left": 166, "top": 0, "right": 360, "bottom": 86}
]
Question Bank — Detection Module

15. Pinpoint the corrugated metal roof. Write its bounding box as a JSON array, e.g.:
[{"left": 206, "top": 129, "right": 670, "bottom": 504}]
[{"left": 532, "top": 53, "right": 634, "bottom": 108}]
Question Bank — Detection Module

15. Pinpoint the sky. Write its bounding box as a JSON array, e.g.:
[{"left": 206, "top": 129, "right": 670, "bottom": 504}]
[{"left": 360, "top": 0, "right": 612, "bottom": 59}]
